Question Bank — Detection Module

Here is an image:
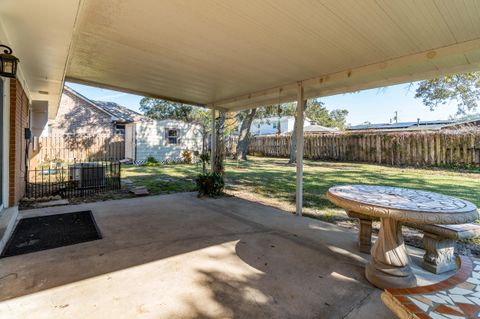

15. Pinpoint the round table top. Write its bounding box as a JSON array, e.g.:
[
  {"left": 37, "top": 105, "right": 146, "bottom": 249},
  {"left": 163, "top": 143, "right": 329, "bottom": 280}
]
[{"left": 327, "top": 185, "right": 479, "bottom": 224}]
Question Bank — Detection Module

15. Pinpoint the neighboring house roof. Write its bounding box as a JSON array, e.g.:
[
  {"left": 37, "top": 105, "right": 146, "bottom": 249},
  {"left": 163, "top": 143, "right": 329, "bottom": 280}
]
[
  {"left": 64, "top": 86, "right": 146, "bottom": 123},
  {"left": 303, "top": 125, "right": 339, "bottom": 133},
  {"left": 93, "top": 100, "right": 145, "bottom": 123},
  {"left": 252, "top": 116, "right": 313, "bottom": 123},
  {"left": 348, "top": 120, "right": 455, "bottom": 131}
]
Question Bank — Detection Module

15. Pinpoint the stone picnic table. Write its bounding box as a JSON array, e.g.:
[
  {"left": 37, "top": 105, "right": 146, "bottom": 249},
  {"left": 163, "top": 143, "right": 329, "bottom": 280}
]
[{"left": 327, "top": 184, "right": 478, "bottom": 289}]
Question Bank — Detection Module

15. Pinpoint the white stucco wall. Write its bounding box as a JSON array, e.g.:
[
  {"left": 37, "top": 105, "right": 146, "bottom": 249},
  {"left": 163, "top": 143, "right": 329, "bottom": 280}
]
[{"left": 134, "top": 119, "right": 202, "bottom": 162}]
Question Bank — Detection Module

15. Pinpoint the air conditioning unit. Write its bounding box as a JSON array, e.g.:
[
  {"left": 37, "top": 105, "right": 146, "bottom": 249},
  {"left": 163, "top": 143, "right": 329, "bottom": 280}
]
[{"left": 68, "top": 163, "right": 106, "bottom": 188}]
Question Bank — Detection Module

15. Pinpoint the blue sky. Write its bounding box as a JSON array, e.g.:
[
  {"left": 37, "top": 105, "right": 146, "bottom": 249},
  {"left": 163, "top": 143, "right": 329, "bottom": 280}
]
[{"left": 67, "top": 81, "right": 461, "bottom": 126}]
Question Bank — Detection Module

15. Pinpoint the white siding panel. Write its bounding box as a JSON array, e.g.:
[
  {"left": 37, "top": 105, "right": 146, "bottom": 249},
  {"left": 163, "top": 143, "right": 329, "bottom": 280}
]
[{"left": 135, "top": 120, "right": 202, "bottom": 162}]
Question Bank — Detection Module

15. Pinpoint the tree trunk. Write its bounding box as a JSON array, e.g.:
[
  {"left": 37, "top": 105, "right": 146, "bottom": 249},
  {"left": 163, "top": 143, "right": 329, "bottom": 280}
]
[
  {"left": 213, "top": 111, "right": 226, "bottom": 175},
  {"left": 201, "top": 125, "right": 207, "bottom": 174},
  {"left": 288, "top": 102, "right": 308, "bottom": 164},
  {"left": 289, "top": 123, "right": 297, "bottom": 164},
  {"left": 276, "top": 104, "right": 282, "bottom": 135},
  {"left": 235, "top": 108, "right": 257, "bottom": 160}
]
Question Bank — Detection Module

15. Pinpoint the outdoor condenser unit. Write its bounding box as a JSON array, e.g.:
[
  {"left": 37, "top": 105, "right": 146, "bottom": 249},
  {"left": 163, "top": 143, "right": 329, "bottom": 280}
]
[{"left": 68, "top": 163, "right": 106, "bottom": 188}]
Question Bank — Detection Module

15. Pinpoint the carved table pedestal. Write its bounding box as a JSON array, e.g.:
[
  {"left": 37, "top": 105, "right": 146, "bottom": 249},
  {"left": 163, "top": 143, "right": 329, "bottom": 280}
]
[{"left": 327, "top": 185, "right": 478, "bottom": 289}]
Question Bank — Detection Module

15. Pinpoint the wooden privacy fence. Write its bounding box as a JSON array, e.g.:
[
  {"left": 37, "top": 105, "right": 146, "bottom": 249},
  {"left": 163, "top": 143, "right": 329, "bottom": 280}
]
[
  {"left": 30, "top": 134, "right": 125, "bottom": 168},
  {"left": 248, "top": 130, "right": 480, "bottom": 167}
]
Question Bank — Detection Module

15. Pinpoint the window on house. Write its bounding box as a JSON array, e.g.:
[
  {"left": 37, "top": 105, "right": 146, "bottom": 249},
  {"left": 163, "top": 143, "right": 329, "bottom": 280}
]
[
  {"left": 168, "top": 129, "right": 178, "bottom": 144},
  {"left": 115, "top": 124, "right": 125, "bottom": 135},
  {"left": 272, "top": 122, "right": 277, "bottom": 129}
]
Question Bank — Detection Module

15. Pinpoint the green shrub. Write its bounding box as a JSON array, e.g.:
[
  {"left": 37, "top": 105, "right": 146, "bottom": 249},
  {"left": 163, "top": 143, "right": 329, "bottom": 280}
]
[
  {"left": 196, "top": 172, "right": 224, "bottom": 197},
  {"left": 182, "top": 150, "right": 193, "bottom": 164},
  {"left": 145, "top": 155, "right": 159, "bottom": 166}
]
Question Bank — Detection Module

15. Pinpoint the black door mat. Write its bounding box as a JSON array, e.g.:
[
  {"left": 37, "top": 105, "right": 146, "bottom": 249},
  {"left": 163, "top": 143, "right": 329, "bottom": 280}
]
[{"left": 1, "top": 210, "right": 102, "bottom": 258}]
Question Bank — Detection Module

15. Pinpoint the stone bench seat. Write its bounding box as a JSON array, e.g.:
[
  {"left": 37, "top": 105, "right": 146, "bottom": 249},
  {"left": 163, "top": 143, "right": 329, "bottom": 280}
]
[
  {"left": 382, "top": 256, "right": 480, "bottom": 319},
  {"left": 346, "top": 210, "right": 480, "bottom": 274}
]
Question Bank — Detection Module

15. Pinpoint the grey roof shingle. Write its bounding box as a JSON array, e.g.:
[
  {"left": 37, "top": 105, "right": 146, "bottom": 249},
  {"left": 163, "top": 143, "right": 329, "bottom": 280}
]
[
  {"left": 92, "top": 100, "right": 146, "bottom": 123},
  {"left": 64, "top": 85, "right": 146, "bottom": 123}
]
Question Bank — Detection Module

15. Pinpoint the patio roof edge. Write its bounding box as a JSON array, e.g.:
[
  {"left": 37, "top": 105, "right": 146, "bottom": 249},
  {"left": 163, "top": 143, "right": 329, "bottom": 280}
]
[
  {"left": 65, "top": 76, "right": 209, "bottom": 109},
  {"left": 212, "top": 38, "right": 480, "bottom": 111}
]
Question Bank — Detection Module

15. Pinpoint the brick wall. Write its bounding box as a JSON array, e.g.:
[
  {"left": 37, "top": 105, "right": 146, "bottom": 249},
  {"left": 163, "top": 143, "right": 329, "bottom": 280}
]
[
  {"left": 51, "top": 90, "right": 114, "bottom": 136},
  {"left": 9, "top": 79, "right": 29, "bottom": 205}
]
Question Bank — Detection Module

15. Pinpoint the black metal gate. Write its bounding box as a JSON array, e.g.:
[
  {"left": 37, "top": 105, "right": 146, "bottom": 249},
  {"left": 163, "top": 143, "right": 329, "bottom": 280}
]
[{"left": 26, "top": 160, "right": 121, "bottom": 199}]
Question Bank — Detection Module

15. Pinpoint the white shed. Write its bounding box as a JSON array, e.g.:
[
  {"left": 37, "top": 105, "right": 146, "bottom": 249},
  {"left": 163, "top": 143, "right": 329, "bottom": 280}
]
[{"left": 125, "top": 119, "right": 203, "bottom": 163}]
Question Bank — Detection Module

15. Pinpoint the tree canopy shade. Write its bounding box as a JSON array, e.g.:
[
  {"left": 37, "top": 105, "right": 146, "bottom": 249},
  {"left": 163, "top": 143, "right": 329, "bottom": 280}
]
[{"left": 415, "top": 72, "right": 480, "bottom": 115}]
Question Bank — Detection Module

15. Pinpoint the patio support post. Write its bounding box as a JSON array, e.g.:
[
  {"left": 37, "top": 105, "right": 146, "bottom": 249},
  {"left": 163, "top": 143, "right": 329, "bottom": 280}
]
[
  {"left": 295, "top": 83, "right": 305, "bottom": 216},
  {"left": 211, "top": 108, "right": 216, "bottom": 172}
]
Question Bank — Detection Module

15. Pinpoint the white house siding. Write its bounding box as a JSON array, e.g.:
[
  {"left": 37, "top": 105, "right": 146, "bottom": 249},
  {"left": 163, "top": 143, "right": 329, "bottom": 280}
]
[
  {"left": 250, "top": 116, "right": 313, "bottom": 135},
  {"left": 134, "top": 119, "right": 202, "bottom": 162}
]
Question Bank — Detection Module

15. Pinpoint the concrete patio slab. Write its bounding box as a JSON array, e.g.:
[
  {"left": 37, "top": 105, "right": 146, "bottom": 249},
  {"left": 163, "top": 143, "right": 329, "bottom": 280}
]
[{"left": 0, "top": 193, "right": 450, "bottom": 318}]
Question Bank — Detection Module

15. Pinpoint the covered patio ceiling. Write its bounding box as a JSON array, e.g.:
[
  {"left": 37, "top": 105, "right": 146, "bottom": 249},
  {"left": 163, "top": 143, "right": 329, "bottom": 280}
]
[
  {"left": 67, "top": 0, "right": 480, "bottom": 111},
  {"left": 1, "top": 1, "right": 480, "bottom": 116}
]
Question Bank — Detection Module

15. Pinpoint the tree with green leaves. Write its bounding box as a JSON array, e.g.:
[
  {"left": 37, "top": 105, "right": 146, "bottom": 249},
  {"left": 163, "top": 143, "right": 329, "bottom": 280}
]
[
  {"left": 234, "top": 108, "right": 257, "bottom": 160},
  {"left": 289, "top": 99, "right": 349, "bottom": 163},
  {"left": 415, "top": 72, "right": 480, "bottom": 115},
  {"left": 234, "top": 98, "right": 348, "bottom": 163},
  {"left": 233, "top": 105, "right": 280, "bottom": 161},
  {"left": 139, "top": 98, "right": 196, "bottom": 121},
  {"left": 139, "top": 98, "right": 212, "bottom": 154}
]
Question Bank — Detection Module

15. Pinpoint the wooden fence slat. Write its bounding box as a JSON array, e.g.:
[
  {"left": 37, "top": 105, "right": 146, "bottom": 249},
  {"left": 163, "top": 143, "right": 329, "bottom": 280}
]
[
  {"left": 29, "top": 134, "right": 125, "bottom": 168},
  {"left": 248, "top": 130, "right": 480, "bottom": 167}
]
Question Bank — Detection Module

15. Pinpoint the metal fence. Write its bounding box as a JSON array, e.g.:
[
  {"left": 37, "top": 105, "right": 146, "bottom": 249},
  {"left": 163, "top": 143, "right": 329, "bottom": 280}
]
[{"left": 26, "top": 159, "right": 121, "bottom": 199}]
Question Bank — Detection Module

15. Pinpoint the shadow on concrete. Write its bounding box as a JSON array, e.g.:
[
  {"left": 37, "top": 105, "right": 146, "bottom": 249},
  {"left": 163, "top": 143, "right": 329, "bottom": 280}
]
[{"left": 0, "top": 193, "right": 383, "bottom": 318}]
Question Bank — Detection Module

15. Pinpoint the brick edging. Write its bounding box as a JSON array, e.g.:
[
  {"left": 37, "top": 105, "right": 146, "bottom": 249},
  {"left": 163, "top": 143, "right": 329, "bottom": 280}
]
[{"left": 381, "top": 256, "right": 473, "bottom": 318}]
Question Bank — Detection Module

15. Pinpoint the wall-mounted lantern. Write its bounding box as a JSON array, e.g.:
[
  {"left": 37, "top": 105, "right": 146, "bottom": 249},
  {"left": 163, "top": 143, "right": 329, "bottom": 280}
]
[{"left": 0, "top": 45, "right": 19, "bottom": 78}]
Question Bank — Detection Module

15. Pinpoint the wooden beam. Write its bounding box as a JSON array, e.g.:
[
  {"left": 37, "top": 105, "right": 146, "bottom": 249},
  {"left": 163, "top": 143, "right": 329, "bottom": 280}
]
[
  {"left": 211, "top": 39, "right": 480, "bottom": 111},
  {"left": 209, "top": 83, "right": 297, "bottom": 109},
  {"left": 210, "top": 108, "right": 216, "bottom": 172},
  {"left": 66, "top": 76, "right": 208, "bottom": 108},
  {"left": 203, "top": 104, "right": 229, "bottom": 112},
  {"left": 296, "top": 83, "right": 305, "bottom": 217}
]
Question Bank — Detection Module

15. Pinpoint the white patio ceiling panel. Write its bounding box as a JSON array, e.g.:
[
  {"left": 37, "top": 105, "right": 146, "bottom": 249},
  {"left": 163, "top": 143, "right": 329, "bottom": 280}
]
[{"left": 63, "top": 0, "right": 480, "bottom": 110}]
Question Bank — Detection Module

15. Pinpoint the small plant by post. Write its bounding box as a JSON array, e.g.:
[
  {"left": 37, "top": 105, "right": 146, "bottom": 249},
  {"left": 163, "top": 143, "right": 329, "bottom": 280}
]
[{"left": 196, "top": 172, "right": 224, "bottom": 197}]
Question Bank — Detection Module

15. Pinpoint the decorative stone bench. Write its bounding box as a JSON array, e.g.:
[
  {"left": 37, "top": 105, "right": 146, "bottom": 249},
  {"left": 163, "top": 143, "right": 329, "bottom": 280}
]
[
  {"left": 382, "top": 256, "right": 479, "bottom": 319},
  {"left": 346, "top": 210, "right": 480, "bottom": 274}
]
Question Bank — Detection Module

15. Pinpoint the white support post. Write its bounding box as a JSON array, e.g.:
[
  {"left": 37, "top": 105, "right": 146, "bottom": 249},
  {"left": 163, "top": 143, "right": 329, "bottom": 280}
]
[
  {"left": 295, "top": 83, "right": 305, "bottom": 216},
  {"left": 211, "top": 108, "right": 216, "bottom": 172}
]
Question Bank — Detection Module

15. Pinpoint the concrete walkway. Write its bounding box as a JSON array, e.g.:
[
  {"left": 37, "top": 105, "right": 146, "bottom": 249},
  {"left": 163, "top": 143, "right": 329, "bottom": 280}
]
[{"left": 0, "top": 193, "right": 448, "bottom": 318}]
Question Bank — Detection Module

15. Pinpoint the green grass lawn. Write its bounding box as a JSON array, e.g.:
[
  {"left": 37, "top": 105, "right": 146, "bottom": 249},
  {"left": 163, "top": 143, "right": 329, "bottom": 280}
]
[{"left": 122, "top": 156, "right": 480, "bottom": 212}]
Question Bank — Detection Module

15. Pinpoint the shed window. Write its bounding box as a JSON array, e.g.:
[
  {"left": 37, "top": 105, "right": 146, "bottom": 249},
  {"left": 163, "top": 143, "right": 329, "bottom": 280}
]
[
  {"left": 168, "top": 129, "right": 178, "bottom": 144},
  {"left": 115, "top": 124, "right": 125, "bottom": 135}
]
